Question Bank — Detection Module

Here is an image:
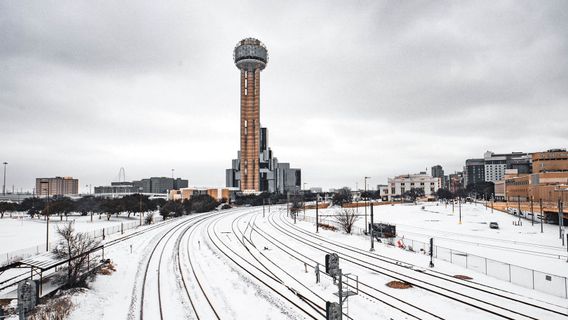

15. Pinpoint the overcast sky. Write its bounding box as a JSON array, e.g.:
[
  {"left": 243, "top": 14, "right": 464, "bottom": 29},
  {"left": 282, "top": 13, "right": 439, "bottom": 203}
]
[{"left": 1, "top": 1, "right": 567, "bottom": 192}]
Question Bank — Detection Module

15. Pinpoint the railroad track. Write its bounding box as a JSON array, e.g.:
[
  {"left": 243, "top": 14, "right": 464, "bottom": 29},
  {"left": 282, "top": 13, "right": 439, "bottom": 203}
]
[
  {"left": 137, "top": 212, "right": 218, "bottom": 320},
  {"left": 0, "top": 213, "right": 195, "bottom": 293},
  {"left": 250, "top": 213, "right": 441, "bottom": 319},
  {"left": 231, "top": 211, "right": 337, "bottom": 318},
  {"left": 277, "top": 211, "right": 568, "bottom": 312},
  {"left": 175, "top": 214, "right": 221, "bottom": 320},
  {"left": 271, "top": 209, "right": 568, "bottom": 320},
  {"left": 206, "top": 209, "right": 325, "bottom": 319}
]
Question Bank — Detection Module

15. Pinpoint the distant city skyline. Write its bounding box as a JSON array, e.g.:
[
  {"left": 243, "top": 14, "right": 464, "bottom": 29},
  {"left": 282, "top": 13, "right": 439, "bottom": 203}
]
[{"left": 1, "top": 1, "right": 567, "bottom": 192}]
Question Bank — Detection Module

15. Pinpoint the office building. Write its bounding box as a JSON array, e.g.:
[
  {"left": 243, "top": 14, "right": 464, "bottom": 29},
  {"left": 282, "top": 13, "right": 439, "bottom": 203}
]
[
  {"left": 532, "top": 149, "right": 568, "bottom": 173},
  {"left": 36, "top": 177, "right": 79, "bottom": 197},
  {"left": 95, "top": 177, "right": 188, "bottom": 195},
  {"left": 382, "top": 173, "right": 441, "bottom": 201},
  {"left": 448, "top": 172, "right": 464, "bottom": 193},
  {"left": 501, "top": 149, "right": 568, "bottom": 203},
  {"left": 431, "top": 165, "right": 444, "bottom": 178},
  {"left": 484, "top": 151, "right": 531, "bottom": 182},
  {"left": 464, "top": 158, "right": 485, "bottom": 187},
  {"left": 169, "top": 187, "right": 236, "bottom": 202}
]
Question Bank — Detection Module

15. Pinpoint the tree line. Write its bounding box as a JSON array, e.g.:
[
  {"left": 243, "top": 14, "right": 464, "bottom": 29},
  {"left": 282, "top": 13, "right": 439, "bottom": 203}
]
[{"left": 0, "top": 194, "right": 223, "bottom": 221}]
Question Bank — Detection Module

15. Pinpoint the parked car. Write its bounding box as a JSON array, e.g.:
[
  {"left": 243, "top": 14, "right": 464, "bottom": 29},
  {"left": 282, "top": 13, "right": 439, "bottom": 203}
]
[{"left": 489, "top": 222, "right": 500, "bottom": 229}]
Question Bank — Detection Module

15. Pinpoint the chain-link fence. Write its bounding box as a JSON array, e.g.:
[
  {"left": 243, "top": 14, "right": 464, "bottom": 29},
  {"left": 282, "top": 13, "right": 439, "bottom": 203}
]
[
  {"left": 296, "top": 214, "right": 568, "bottom": 299},
  {"left": 0, "top": 216, "right": 160, "bottom": 267}
]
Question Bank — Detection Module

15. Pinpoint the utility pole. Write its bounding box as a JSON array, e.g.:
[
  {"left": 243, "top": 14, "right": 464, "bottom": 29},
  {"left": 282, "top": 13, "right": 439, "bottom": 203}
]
[
  {"left": 559, "top": 199, "right": 563, "bottom": 240},
  {"left": 43, "top": 182, "right": 50, "bottom": 252},
  {"left": 2, "top": 162, "right": 7, "bottom": 196},
  {"left": 139, "top": 187, "right": 143, "bottom": 226},
  {"left": 370, "top": 203, "right": 375, "bottom": 251},
  {"left": 316, "top": 195, "right": 319, "bottom": 233},
  {"left": 364, "top": 176, "right": 371, "bottom": 233},
  {"left": 558, "top": 199, "right": 564, "bottom": 241},
  {"left": 263, "top": 199, "right": 265, "bottom": 218},
  {"left": 531, "top": 197, "right": 534, "bottom": 226},
  {"left": 171, "top": 168, "right": 174, "bottom": 179},
  {"left": 458, "top": 197, "right": 462, "bottom": 224},
  {"left": 287, "top": 192, "right": 290, "bottom": 216},
  {"left": 540, "top": 199, "right": 544, "bottom": 233},
  {"left": 518, "top": 197, "right": 522, "bottom": 224}
]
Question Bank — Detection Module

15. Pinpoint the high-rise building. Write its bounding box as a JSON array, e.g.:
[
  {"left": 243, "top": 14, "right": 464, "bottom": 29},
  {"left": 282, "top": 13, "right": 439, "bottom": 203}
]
[
  {"left": 464, "top": 158, "right": 485, "bottom": 187},
  {"left": 227, "top": 38, "right": 301, "bottom": 194},
  {"left": 36, "top": 177, "right": 79, "bottom": 196},
  {"left": 431, "top": 165, "right": 444, "bottom": 178},
  {"left": 483, "top": 151, "right": 531, "bottom": 182},
  {"left": 448, "top": 172, "right": 464, "bottom": 193}
]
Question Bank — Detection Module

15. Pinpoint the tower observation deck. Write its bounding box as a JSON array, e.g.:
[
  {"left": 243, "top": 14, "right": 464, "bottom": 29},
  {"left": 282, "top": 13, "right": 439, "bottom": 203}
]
[
  {"left": 226, "top": 38, "right": 301, "bottom": 194},
  {"left": 234, "top": 38, "right": 268, "bottom": 192}
]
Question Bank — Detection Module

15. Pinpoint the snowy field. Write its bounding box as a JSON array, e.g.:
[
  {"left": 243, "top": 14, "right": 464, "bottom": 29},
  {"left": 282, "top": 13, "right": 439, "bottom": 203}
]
[
  {"left": 304, "top": 202, "right": 568, "bottom": 276},
  {"left": 3, "top": 204, "right": 568, "bottom": 319},
  {"left": 0, "top": 212, "right": 155, "bottom": 265}
]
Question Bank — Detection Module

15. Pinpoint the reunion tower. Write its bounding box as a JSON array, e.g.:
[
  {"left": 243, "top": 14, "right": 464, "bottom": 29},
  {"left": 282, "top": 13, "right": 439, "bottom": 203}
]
[{"left": 233, "top": 38, "right": 268, "bottom": 192}]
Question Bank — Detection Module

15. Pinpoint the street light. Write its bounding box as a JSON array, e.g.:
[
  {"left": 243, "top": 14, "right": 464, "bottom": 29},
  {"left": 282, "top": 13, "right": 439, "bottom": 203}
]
[
  {"left": 139, "top": 187, "right": 144, "bottom": 226},
  {"left": 40, "top": 181, "right": 50, "bottom": 252},
  {"left": 2, "top": 162, "right": 7, "bottom": 196},
  {"left": 364, "top": 176, "right": 371, "bottom": 233}
]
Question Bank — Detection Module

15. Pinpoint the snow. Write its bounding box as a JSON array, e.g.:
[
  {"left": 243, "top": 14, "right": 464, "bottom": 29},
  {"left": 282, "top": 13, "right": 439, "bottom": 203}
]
[
  {"left": 0, "top": 213, "right": 147, "bottom": 255},
  {"left": 3, "top": 203, "right": 568, "bottom": 319}
]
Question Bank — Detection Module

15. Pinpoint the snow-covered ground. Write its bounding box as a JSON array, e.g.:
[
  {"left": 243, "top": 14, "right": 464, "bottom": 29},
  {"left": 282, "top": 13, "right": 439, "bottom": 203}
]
[
  {"left": 304, "top": 202, "right": 568, "bottom": 277},
  {"left": 3, "top": 204, "right": 568, "bottom": 319},
  {"left": 0, "top": 213, "right": 148, "bottom": 256}
]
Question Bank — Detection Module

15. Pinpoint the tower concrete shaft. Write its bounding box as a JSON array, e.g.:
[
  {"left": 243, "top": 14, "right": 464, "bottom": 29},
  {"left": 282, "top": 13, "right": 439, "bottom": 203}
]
[{"left": 240, "top": 69, "right": 261, "bottom": 192}]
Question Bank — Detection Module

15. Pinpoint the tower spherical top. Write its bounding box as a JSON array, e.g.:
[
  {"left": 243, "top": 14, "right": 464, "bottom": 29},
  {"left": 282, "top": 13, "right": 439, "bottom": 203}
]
[{"left": 233, "top": 38, "right": 268, "bottom": 71}]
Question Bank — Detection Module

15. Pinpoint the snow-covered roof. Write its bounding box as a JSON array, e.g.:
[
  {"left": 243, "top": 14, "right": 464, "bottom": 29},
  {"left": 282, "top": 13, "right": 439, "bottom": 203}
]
[{"left": 19, "top": 252, "right": 62, "bottom": 270}]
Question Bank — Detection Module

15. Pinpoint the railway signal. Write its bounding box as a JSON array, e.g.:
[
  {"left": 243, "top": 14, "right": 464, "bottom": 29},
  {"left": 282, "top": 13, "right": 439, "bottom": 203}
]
[
  {"left": 326, "top": 301, "right": 341, "bottom": 320},
  {"left": 325, "top": 253, "right": 340, "bottom": 282},
  {"left": 429, "top": 238, "right": 434, "bottom": 268}
]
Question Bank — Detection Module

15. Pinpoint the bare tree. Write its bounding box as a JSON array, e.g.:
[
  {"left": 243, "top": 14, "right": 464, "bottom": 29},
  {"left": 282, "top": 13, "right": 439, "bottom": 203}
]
[
  {"left": 335, "top": 208, "right": 359, "bottom": 234},
  {"left": 53, "top": 223, "right": 101, "bottom": 288},
  {"left": 290, "top": 196, "right": 304, "bottom": 217}
]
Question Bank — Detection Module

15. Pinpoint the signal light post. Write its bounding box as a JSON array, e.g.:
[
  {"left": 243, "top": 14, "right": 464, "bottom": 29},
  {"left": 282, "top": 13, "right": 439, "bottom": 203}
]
[
  {"left": 429, "top": 238, "right": 434, "bottom": 268},
  {"left": 370, "top": 203, "right": 375, "bottom": 251}
]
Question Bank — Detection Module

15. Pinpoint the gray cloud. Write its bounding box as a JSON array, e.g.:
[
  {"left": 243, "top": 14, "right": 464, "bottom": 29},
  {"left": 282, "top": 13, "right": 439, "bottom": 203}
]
[{"left": 1, "top": 0, "right": 567, "bottom": 191}]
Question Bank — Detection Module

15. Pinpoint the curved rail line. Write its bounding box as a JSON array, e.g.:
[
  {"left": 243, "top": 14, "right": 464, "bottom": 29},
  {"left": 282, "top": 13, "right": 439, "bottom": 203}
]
[
  {"left": 205, "top": 209, "right": 324, "bottom": 319},
  {"left": 272, "top": 209, "right": 568, "bottom": 320}
]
